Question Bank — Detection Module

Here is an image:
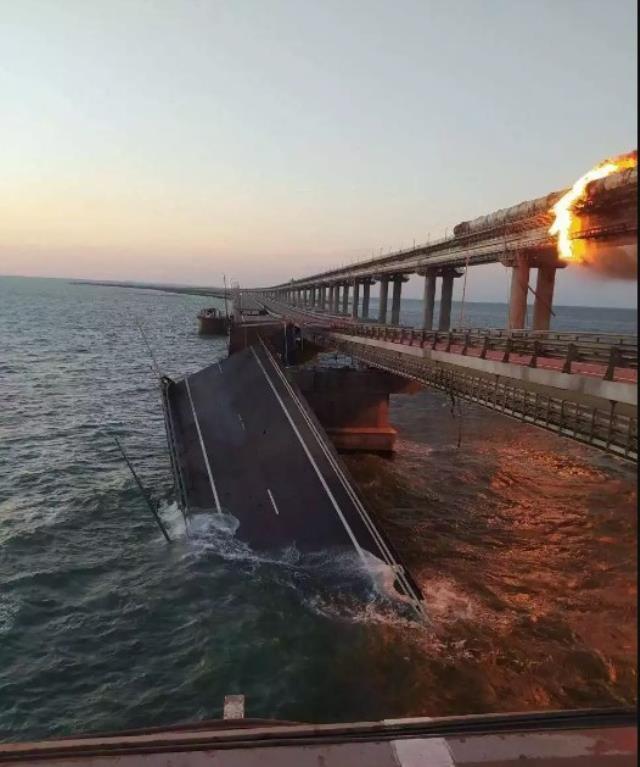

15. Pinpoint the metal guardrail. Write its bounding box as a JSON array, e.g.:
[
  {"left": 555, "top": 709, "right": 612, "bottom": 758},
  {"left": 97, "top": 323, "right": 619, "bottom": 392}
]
[
  {"left": 327, "top": 321, "right": 638, "bottom": 379},
  {"left": 309, "top": 333, "right": 637, "bottom": 461}
]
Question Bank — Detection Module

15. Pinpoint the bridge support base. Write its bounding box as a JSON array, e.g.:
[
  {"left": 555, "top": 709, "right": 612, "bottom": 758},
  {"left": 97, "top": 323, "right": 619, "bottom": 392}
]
[{"left": 289, "top": 367, "right": 414, "bottom": 452}]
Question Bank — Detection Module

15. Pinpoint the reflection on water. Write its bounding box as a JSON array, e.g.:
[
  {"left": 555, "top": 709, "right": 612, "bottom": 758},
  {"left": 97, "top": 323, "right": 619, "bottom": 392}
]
[{"left": 344, "top": 389, "right": 637, "bottom": 713}]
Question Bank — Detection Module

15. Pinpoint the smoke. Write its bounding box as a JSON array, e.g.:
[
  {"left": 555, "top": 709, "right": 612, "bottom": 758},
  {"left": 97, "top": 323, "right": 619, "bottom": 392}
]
[{"left": 572, "top": 241, "right": 637, "bottom": 281}]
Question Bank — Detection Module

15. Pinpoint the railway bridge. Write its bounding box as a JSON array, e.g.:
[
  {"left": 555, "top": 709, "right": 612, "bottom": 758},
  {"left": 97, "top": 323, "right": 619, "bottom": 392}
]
[
  {"left": 238, "top": 166, "right": 637, "bottom": 460},
  {"left": 254, "top": 165, "right": 637, "bottom": 333}
]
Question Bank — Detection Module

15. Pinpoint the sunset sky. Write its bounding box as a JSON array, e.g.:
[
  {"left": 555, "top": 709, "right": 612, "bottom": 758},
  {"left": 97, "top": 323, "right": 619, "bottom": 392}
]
[{"left": 1, "top": 0, "right": 637, "bottom": 305}]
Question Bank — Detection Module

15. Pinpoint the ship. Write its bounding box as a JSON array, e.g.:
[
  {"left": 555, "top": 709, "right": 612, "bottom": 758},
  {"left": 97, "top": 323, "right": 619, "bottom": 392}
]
[{"left": 197, "top": 307, "right": 230, "bottom": 335}]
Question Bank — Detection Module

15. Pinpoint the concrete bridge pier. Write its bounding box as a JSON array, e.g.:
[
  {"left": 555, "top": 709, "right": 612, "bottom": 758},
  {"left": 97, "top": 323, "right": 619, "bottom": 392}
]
[
  {"left": 332, "top": 284, "right": 340, "bottom": 313},
  {"left": 289, "top": 368, "right": 419, "bottom": 452},
  {"left": 508, "top": 253, "right": 530, "bottom": 330},
  {"left": 438, "top": 269, "right": 456, "bottom": 331},
  {"left": 532, "top": 266, "right": 557, "bottom": 331},
  {"left": 421, "top": 268, "right": 437, "bottom": 330},
  {"left": 352, "top": 280, "right": 360, "bottom": 319},
  {"left": 390, "top": 275, "right": 408, "bottom": 325},
  {"left": 341, "top": 282, "right": 350, "bottom": 314},
  {"left": 378, "top": 276, "right": 389, "bottom": 323},
  {"left": 362, "top": 280, "right": 372, "bottom": 320},
  {"left": 320, "top": 285, "right": 327, "bottom": 311}
]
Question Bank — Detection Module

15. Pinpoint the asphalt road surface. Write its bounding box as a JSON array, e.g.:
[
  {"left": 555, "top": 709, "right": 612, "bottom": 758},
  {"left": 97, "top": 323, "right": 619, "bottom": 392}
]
[{"left": 163, "top": 339, "right": 424, "bottom": 613}]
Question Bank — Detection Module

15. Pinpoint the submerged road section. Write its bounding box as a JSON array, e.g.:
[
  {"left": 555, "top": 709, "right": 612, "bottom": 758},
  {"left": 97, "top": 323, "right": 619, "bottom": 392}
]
[{"left": 161, "top": 338, "right": 424, "bottom": 614}]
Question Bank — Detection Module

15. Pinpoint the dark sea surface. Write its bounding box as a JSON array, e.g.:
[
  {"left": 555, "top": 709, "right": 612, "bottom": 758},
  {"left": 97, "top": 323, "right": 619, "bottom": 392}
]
[{"left": 0, "top": 275, "right": 637, "bottom": 742}]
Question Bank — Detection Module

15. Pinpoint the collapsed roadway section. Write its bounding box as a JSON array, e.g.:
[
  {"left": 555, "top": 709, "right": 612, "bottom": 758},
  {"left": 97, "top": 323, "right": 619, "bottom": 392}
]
[{"left": 160, "top": 335, "right": 425, "bottom": 617}]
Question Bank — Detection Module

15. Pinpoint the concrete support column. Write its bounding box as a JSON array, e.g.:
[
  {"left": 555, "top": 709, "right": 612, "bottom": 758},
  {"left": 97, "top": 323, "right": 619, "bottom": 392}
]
[
  {"left": 378, "top": 277, "right": 389, "bottom": 324},
  {"left": 341, "top": 282, "right": 349, "bottom": 314},
  {"left": 438, "top": 270, "right": 454, "bottom": 331},
  {"left": 532, "top": 266, "right": 556, "bottom": 331},
  {"left": 422, "top": 269, "right": 437, "bottom": 330},
  {"left": 362, "top": 281, "right": 371, "bottom": 320},
  {"left": 332, "top": 285, "right": 340, "bottom": 313},
  {"left": 508, "top": 255, "right": 530, "bottom": 330},
  {"left": 352, "top": 280, "right": 360, "bottom": 319},
  {"left": 390, "top": 275, "right": 403, "bottom": 325}
]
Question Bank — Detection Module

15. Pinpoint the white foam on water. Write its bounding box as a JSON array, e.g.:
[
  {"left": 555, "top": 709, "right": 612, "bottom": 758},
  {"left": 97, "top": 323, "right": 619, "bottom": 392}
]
[
  {"left": 0, "top": 597, "right": 18, "bottom": 636},
  {"left": 297, "top": 547, "right": 430, "bottom": 629},
  {"left": 157, "top": 502, "right": 428, "bottom": 627}
]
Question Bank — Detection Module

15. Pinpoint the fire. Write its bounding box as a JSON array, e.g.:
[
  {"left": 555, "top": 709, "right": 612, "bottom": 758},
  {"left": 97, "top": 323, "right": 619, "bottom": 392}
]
[{"left": 549, "top": 151, "right": 637, "bottom": 261}]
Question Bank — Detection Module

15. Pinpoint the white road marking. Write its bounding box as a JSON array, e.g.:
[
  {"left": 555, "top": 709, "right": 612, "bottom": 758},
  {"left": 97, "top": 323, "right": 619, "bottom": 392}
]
[
  {"left": 184, "top": 376, "right": 222, "bottom": 514},
  {"left": 266, "top": 488, "right": 280, "bottom": 515},
  {"left": 217, "top": 362, "right": 222, "bottom": 373},
  {"left": 237, "top": 413, "right": 245, "bottom": 430},
  {"left": 250, "top": 345, "right": 367, "bottom": 566}
]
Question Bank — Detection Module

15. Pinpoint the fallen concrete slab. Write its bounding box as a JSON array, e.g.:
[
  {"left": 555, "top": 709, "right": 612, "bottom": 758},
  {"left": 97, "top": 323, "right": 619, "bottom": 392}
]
[{"left": 161, "top": 339, "right": 424, "bottom": 615}]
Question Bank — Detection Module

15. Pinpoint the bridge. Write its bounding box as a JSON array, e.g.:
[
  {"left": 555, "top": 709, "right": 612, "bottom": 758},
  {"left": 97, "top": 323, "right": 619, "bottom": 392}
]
[
  {"left": 253, "top": 166, "right": 636, "bottom": 333},
  {"left": 236, "top": 166, "right": 637, "bottom": 461}
]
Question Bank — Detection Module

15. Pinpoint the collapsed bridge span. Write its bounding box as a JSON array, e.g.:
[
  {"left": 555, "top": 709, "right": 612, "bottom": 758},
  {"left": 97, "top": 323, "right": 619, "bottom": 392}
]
[{"left": 161, "top": 338, "right": 425, "bottom": 615}]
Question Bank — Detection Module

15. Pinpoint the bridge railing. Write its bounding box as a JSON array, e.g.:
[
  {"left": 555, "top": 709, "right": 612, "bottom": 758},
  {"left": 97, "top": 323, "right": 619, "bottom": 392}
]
[
  {"left": 326, "top": 322, "right": 638, "bottom": 378},
  {"left": 309, "top": 332, "right": 637, "bottom": 461}
]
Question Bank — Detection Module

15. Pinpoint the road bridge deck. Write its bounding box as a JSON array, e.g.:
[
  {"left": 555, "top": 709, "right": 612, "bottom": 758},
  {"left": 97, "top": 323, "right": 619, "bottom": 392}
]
[
  {"left": 255, "top": 297, "right": 638, "bottom": 460},
  {"left": 161, "top": 339, "right": 424, "bottom": 613},
  {"left": 259, "top": 297, "right": 638, "bottom": 385}
]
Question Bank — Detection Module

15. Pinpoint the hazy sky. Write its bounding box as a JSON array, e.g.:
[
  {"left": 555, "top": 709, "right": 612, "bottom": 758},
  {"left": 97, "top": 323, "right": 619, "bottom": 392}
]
[{"left": 1, "top": 0, "right": 637, "bottom": 305}]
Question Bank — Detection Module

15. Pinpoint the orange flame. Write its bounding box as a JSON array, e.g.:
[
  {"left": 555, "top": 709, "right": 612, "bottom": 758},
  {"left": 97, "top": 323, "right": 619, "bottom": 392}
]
[{"left": 549, "top": 152, "right": 637, "bottom": 261}]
